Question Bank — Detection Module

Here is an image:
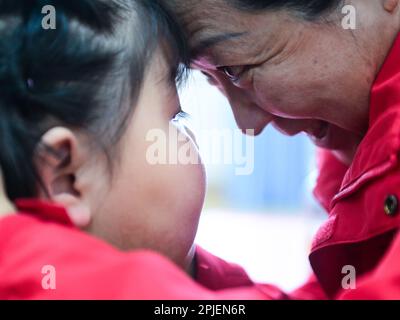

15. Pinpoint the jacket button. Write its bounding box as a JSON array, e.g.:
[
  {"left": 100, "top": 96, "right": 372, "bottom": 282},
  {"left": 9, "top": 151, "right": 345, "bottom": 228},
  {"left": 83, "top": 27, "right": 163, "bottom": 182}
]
[{"left": 384, "top": 195, "right": 398, "bottom": 216}]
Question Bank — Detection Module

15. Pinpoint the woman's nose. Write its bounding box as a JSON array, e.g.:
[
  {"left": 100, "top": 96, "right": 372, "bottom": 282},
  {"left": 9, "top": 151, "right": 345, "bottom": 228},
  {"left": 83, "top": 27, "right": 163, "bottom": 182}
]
[
  {"left": 224, "top": 86, "right": 274, "bottom": 135},
  {"left": 204, "top": 70, "right": 274, "bottom": 135}
]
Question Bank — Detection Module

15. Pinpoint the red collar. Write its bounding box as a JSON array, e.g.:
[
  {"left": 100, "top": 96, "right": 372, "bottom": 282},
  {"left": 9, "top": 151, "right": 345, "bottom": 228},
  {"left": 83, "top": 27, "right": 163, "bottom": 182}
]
[
  {"left": 370, "top": 33, "right": 400, "bottom": 125},
  {"left": 15, "top": 199, "right": 74, "bottom": 227},
  {"left": 331, "top": 33, "right": 400, "bottom": 206}
]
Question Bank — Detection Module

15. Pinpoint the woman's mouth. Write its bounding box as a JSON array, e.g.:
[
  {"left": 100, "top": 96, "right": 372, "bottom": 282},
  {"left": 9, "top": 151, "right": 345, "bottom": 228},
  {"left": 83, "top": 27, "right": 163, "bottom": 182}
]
[
  {"left": 272, "top": 119, "right": 333, "bottom": 148},
  {"left": 306, "top": 121, "right": 330, "bottom": 147}
]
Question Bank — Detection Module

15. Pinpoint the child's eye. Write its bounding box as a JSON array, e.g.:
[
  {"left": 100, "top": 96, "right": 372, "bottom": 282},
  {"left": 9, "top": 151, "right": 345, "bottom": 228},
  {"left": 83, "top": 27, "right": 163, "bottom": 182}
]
[{"left": 172, "top": 110, "right": 191, "bottom": 122}]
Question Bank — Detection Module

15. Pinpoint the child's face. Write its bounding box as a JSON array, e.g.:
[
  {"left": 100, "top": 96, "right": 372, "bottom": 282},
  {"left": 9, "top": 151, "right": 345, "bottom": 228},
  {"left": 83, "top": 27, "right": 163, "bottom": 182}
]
[
  {"left": 90, "top": 50, "right": 206, "bottom": 269},
  {"left": 0, "top": 170, "right": 15, "bottom": 216},
  {"left": 39, "top": 49, "right": 206, "bottom": 271}
]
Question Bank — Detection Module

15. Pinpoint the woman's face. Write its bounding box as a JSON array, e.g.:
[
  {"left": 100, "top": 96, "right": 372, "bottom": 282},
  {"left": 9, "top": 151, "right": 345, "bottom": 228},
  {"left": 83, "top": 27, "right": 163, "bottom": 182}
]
[{"left": 172, "top": 1, "right": 394, "bottom": 163}]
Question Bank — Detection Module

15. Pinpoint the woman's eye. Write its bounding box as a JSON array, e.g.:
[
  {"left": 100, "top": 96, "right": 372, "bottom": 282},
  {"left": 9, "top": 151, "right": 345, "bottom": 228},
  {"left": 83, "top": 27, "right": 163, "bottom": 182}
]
[{"left": 218, "top": 65, "right": 246, "bottom": 82}]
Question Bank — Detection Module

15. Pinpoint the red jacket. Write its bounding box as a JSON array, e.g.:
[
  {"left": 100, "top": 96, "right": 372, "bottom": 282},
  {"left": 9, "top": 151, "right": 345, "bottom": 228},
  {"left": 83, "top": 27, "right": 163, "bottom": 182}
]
[
  {"left": 0, "top": 199, "right": 283, "bottom": 299},
  {"left": 308, "top": 32, "right": 400, "bottom": 299}
]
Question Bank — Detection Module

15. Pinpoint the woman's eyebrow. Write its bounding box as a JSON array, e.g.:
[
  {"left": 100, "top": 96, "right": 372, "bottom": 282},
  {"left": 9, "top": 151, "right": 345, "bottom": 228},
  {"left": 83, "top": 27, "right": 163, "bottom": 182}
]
[{"left": 191, "top": 32, "right": 247, "bottom": 57}]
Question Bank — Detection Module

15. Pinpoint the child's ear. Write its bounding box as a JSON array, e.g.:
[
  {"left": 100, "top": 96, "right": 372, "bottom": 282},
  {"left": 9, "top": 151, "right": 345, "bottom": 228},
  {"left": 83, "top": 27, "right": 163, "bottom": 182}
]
[{"left": 36, "top": 127, "right": 92, "bottom": 228}]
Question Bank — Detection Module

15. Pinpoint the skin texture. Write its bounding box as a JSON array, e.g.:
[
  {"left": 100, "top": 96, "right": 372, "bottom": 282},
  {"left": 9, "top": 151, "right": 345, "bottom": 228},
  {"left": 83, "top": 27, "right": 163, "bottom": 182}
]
[
  {"left": 34, "top": 48, "right": 206, "bottom": 272},
  {"left": 168, "top": 0, "right": 400, "bottom": 164},
  {"left": 0, "top": 170, "right": 15, "bottom": 217}
]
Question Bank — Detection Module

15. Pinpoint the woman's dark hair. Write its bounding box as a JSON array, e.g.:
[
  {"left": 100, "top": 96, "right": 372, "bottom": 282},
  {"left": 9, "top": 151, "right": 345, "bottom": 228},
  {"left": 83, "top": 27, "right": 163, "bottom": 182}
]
[
  {"left": 0, "top": 0, "right": 189, "bottom": 200},
  {"left": 166, "top": 0, "right": 342, "bottom": 22},
  {"left": 228, "top": 0, "right": 341, "bottom": 19}
]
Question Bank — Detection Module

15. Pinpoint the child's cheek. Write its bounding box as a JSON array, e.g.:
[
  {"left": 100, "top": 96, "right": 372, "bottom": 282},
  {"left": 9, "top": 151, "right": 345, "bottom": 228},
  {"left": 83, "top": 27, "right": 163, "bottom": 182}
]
[
  {"left": 124, "top": 121, "right": 206, "bottom": 267},
  {"left": 153, "top": 123, "right": 206, "bottom": 265}
]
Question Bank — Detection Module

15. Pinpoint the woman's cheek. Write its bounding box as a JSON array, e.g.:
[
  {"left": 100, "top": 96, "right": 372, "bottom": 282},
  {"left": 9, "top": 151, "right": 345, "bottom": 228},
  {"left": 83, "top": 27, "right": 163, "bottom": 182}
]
[
  {"left": 253, "top": 67, "right": 306, "bottom": 118},
  {"left": 252, "top": 66, "right": 282, "bottom": 110}
]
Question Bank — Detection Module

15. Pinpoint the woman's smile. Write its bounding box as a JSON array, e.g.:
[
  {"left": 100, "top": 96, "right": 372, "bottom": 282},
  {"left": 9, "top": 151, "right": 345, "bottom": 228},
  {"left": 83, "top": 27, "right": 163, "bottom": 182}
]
[{"left": 306, "top": 121, "right": 330, "bottom": 147}]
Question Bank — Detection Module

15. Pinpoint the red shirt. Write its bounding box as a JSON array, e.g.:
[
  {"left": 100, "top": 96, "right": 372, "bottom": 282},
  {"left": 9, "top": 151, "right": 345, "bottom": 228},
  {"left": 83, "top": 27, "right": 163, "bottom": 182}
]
[{"left": 0, "top": 199, "right": 281, "bottom": 299}]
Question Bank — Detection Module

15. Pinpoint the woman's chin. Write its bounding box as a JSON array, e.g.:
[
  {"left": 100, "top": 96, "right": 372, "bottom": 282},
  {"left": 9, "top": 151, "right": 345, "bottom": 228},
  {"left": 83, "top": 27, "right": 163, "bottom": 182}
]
[
  {"left": 309, "top": 124, "right": 363, "bottom": 165},
  {"left": 308, "top": 122, "right": 331, "bottom": 148}
]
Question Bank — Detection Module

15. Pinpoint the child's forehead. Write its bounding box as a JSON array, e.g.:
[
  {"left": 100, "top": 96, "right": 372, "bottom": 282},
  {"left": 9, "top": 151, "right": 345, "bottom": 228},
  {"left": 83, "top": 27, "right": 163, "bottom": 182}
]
[{"left": 146, "top": 47, "right": 174, "bottom": 82}]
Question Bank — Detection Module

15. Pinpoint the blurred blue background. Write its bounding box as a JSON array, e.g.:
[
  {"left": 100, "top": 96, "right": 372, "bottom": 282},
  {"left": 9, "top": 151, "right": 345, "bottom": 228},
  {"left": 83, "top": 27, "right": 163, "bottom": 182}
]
[
  {"left": 226, "top": 127, "right": 315, "bottom": 211},
  {"left": 179, "top": 71, "right": 324, "bottom": 291},
  {"left": 180, "top": 71, "right": 318, "bottom": 212}
]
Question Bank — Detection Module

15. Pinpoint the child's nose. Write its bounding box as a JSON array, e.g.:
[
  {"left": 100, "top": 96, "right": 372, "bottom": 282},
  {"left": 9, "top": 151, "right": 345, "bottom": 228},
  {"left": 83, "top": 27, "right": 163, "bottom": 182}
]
[{"left": 183, "top": 125, "right": 199, "bottom": 150}]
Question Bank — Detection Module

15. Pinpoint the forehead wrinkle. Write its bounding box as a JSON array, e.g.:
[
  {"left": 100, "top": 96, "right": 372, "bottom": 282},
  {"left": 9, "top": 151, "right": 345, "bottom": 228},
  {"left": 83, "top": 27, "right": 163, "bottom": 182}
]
[
  {"left": 191, "top": 32, "right": 247, "bottom": 58},
  {"left": 176, "top": 2, "right": 243, "bottom": 47}
]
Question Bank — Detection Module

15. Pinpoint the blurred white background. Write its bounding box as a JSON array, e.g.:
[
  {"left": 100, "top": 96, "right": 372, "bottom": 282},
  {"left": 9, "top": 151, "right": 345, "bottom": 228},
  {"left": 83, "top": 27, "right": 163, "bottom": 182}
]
[{"left": 179, "top": 71, "right": 325, "bottom": 292}]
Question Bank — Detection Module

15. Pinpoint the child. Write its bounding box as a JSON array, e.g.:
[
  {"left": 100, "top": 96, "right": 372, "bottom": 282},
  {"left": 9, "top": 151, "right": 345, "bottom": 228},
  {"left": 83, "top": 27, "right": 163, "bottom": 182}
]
[{"left": 0, "top": 0, "right": 280, "bottom": 299}]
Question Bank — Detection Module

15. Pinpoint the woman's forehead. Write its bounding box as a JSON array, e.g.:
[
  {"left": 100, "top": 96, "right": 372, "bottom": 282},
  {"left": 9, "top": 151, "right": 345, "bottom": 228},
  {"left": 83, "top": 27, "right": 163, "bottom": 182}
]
[
  {"left": 173, "top": 4, "right": 285, "bottom": 46},
  {"left": 171, "top": 0, "right": 244, "bottom": 35},
  {"left": 168, "top": 0, "right": 297, "bottom": 65},
  {"left": 190, "top": 32, "right": 247, "bottom": 59}
]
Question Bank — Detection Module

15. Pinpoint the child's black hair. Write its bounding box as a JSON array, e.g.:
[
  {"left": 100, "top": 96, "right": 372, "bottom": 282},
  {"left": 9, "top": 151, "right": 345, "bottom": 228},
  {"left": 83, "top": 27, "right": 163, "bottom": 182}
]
[{"left": 0, "top": 0, "right": 189, "bottom": 200}]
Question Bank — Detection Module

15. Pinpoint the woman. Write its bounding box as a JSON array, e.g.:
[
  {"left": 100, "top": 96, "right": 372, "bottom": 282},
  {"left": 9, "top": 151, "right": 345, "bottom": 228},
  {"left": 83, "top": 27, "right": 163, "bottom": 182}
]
[
  {"left": 158, "top": 0, "right": 400, "bottom": 299},
  {"left": 0, "top": 0, "right": 277, "bottom": 300}
]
